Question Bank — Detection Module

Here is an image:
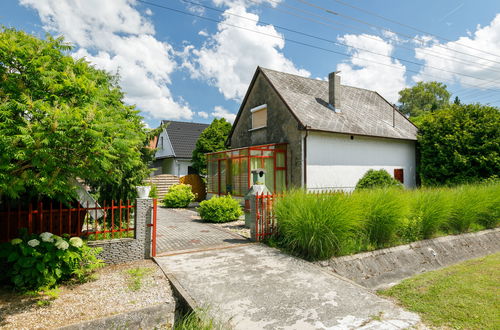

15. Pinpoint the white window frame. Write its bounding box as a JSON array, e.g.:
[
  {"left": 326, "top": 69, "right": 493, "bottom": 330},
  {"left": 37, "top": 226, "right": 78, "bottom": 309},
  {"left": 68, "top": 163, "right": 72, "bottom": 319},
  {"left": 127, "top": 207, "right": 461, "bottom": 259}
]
[{"left": 250, "top": 104, "right": 268, "bottom": 131}]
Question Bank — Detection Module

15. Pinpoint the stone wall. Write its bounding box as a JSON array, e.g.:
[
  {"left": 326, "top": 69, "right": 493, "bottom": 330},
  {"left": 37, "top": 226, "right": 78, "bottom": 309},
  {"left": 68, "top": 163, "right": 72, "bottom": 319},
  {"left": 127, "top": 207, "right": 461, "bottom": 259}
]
[
  {"left": 316, "top": 228, "right": 500, "bottom": 290},
  {"left": 88, "top": 198, "right": 153, "bottom": 264}
]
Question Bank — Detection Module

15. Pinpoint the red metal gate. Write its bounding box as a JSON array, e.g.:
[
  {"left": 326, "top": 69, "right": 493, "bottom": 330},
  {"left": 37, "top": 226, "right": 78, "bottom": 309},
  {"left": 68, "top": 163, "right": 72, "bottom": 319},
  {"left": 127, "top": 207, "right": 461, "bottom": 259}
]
[
  {"left": 255, "top": 193, "right": 277, "bottom": 241},
  {"left": 151, "top": 198, "right": 158, "bottom": 257}
]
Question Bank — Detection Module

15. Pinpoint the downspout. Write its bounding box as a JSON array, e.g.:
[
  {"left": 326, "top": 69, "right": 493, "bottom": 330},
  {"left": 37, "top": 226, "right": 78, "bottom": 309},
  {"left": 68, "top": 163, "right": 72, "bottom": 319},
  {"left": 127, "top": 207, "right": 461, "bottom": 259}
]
[{"left": 303, "top": 126, "right": 310, "bottom": 188}]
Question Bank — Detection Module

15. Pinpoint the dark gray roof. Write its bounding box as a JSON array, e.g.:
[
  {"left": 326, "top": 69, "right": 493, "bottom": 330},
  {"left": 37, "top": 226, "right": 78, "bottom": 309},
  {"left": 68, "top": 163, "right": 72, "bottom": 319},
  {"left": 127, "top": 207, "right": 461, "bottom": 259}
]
[
  {"left": 162, "top": 121, "right": 209, "bottom": 158},
  {"left": 260, "top": 67, "right": 417, "bottom": 140}
]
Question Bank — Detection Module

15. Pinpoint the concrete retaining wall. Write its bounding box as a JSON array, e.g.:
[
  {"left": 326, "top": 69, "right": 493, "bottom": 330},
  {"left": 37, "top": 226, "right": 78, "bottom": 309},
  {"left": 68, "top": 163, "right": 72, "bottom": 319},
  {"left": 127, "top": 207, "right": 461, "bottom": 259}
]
[
  {"left": 87, "top": 198, "right": 152, "bottom": 264},
  {"left": 317, "top": 228, "right": 500, "bottom": 290},
  {"left": 58, "top": 303, "right": 175, "bottom": 330}
]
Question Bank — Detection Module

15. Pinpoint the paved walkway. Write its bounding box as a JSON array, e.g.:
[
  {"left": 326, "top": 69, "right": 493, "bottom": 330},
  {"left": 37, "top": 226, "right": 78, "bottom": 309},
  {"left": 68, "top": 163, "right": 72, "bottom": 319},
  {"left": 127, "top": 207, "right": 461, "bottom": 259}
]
[
  {"left": 155, "top": 244, "right": 421, "bottom": 329},
  {"left": 155, "top": 207, "right": 249, "bottom": 255}
]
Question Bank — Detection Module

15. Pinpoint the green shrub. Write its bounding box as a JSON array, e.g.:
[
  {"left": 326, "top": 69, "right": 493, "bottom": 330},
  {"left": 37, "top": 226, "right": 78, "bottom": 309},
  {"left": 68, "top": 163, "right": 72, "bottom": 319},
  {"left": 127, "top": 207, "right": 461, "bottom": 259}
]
[
  {"left": 197, "top": 195, "right": 243, "bottom": 223},
  {"left": 353, "top": 188, "right": 407, "bottom": 248},
  {"left": 356, "top": 169, "right": 402, "bottom": 190},
  {"left": 274, "top": 190, "right": 360, "bottom": 260},
  {"left": 475, "top": 184, "right": 500, "bottom": 229},
  {"left": 148, "top": 184, "right": 159, "bottom": 199},
  {"left": 162, "top": 184, "right": 195, "bottom": 208},
  {"left": 0, "top": 231, "right": 103, "bottom": 291},
  {"left": 406, "top": 188, "right": 452, "bottom": 240}
]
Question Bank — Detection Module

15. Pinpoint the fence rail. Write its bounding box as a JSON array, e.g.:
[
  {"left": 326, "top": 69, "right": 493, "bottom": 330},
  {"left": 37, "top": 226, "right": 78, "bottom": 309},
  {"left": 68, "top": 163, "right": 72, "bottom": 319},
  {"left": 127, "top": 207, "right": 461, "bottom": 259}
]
[
  {"left": 0, "top": 200, "right": 135, "bottom": 242},
  {"left": 255, "top": 193, "right": 278, "bottom": 241}
]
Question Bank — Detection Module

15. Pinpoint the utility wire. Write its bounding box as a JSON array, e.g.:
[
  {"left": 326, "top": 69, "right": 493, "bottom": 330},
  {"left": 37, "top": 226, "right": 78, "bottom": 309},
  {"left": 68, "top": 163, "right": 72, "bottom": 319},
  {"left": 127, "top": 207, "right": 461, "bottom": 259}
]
[
  {"left": 136, "top": 0, "right": 500, "bottom": 96},
  {"left": 294, "top": 0, "right": 500, "bottom": 66},
  {"left": 165, "top": 0, "right": 500, "bottom": 87},
  {"left": 331, "top": 0, "right": 500, "bottom": 60},
  {"left": 244, "top": 0, "right": 500, "bottom": 74}
]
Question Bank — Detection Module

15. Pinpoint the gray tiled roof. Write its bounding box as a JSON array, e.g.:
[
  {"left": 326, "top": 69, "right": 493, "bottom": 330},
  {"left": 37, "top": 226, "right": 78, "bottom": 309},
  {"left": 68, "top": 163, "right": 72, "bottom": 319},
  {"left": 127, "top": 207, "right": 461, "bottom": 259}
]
[
  {"left": 260, "top": 68, "right": 417, "bottom": 140},
  {"left": 162, "top": 121, "right": 209, "bottom": 158}
]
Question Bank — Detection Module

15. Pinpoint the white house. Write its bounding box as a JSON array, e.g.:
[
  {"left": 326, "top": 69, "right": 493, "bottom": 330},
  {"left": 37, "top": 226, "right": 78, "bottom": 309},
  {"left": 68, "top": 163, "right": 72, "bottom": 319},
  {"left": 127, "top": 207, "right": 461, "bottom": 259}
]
[
  {"left": 206, "top": 67, "right": 418, "bottom": 195},
  {"left": 151, "top": 120, "right": 209, "bottom": 177}
]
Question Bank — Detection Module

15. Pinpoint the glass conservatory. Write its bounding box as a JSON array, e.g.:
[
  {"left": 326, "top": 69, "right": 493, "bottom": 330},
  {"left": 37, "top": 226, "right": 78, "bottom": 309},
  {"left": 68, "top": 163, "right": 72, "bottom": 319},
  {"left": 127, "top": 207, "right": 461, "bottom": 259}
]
[{"left": 206, "top": 143, "right": 287, "bottom": 196}]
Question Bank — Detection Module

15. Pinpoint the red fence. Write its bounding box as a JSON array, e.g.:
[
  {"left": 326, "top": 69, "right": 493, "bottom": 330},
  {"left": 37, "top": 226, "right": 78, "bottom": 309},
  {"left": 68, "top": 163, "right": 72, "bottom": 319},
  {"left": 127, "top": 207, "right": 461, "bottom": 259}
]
[
  {"left": 255, "top": 193, "right": 278, "bottom": 241},
  {"left": 0, "top": 200, "right": 135, "bottom": 242}
]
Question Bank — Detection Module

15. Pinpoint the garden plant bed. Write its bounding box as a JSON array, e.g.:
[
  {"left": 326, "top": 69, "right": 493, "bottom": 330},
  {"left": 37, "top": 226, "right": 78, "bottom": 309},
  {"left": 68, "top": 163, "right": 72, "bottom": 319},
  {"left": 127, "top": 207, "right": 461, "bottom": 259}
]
[
  {"left": 0, "top": 260, "right": 175, "bottom": 329},
  {"left": 380, "top": 253, "right": 500, "bottom": 329}
]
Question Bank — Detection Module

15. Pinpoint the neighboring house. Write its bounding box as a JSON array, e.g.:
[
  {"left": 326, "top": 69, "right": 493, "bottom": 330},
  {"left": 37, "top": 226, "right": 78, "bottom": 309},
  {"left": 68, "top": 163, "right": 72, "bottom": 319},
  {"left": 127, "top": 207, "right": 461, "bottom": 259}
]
[
  {"left": 151, "top": 120, "right": 209, "bottom": 177},
  {"left": 206, "top": 67, "right": 418, "bottom": 196}
]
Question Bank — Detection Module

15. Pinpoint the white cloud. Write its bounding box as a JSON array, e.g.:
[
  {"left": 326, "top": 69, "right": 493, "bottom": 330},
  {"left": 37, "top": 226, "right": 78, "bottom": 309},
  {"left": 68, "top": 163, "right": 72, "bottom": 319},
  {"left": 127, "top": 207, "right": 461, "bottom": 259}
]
[
  {"left": 336, "top": 34, "right": 407, "bottom": 103},
  {"left": 145, "top": 8, "right": 153, "bottom": 16},
  {"left": 212, "top": 0, "right": 281, "bottom": 9},
  {"left": 198, "top": 111, "right": 209, "bottom": 118},
  {"left": 183, "top": 5, "right": 310, "bottom": 100},
  {"left": 413, "top": 14, "right": 500, "bottom": 89},
  {"left": 20, "top": 0, "right": 193, "bottom": 120},
  {"left": 212, "top": 106, "right": 236, "bottom": 123}
]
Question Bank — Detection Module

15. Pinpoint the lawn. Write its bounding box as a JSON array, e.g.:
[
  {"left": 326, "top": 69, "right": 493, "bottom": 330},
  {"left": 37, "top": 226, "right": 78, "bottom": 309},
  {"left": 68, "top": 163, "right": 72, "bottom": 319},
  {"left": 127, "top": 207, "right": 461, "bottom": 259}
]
[{"left": 380, "top": 253, "right": 500, "bottom": 329}]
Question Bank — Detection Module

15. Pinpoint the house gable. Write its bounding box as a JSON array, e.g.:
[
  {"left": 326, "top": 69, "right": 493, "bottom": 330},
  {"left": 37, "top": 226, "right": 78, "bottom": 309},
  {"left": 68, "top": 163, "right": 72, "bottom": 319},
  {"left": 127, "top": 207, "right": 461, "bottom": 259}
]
[{"left": 230, "top": 68, "right": 304, "bottom": 188}]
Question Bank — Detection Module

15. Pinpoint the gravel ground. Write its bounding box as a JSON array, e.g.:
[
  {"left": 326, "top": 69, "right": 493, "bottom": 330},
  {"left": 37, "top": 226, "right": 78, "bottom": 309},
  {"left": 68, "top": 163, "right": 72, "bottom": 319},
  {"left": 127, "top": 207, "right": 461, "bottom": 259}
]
[
  {"left": 0, "top": 260, "right": 174, "bottom": 329},
  {"left": 210, "top": 220, "right": 251, "bottom": 239}
]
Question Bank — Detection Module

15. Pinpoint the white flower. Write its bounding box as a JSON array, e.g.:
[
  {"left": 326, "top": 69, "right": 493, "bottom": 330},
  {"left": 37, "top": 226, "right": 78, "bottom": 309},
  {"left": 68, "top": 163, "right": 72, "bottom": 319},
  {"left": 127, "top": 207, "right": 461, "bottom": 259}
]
[
  {"left": 27, "top": 239, "right": 40, "bottom": 247},
  {"left": 69, "top": 237, "right": 83, "bottom": 248},
  {"left": 55, "top": 240, "right": 69, "bottom": 250},
  {"left": 11, "top": 238, "right": 22, "bottom": 245},
  {"left": 39, "top": 232, "right": 54, "bottom": 242}
]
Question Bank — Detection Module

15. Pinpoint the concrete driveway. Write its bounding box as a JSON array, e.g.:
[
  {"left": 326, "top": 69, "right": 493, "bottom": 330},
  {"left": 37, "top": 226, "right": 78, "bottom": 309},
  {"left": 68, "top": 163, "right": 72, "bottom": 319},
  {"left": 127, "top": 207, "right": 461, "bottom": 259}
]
[{"left": 155, "top": 244, "right": 421, "bottom": 329}]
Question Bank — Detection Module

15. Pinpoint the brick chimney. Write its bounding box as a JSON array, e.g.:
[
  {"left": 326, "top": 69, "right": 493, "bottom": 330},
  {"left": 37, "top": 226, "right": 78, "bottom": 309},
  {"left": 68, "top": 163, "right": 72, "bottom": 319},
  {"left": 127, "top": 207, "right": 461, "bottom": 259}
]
[{"left": 328, "top": 71, "right": 341, "bottom": 113}]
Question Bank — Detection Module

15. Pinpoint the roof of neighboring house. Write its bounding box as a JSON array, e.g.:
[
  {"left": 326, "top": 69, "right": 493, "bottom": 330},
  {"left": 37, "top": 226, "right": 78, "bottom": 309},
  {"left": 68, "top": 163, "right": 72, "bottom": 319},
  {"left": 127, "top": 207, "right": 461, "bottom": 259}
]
[
  {"left": 238, "top": 67, "right": 417, "bottom": 141},
  {"left": 161, "top": 120, "right": 209, "bottom": 158}
]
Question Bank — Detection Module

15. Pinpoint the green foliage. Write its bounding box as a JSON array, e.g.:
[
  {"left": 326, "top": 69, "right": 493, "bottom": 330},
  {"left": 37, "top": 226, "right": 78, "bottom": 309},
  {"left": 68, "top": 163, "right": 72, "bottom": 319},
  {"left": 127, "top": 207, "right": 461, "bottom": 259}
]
[
  {"left": 125, "top": 267, "right": 154, "bottom": 291},
  {"left": 398, "top": 81, "right": 450, "bottom": 117},
  {"left": 405, "top": 189, "right": 451, "bottom": 240},
  {"left": 148, "top": 184, "right": 159, "bottom": 199},
  {"left": 0, "top": 28, "right": 154, "bottom": 201},
  {"left": 272, "top": 183, "right": 499, "bottom": 259},
  {"left": 174, "top": 308, "right": 225, "bottom": 330},
  {"left": 197, "top": 195, "right": 243, "bottom": 223},
  {"left": 191, "top": 118, "right": 232, "bottom": 176},
  {"left": 380, "top": 253, "right": 500, "bottom": 329},
  {"left": 354, "top": 188, "right": 407, "bottom": 248},
  {"left": 162, "top": 184, "right": 195, "bottom": 208},
  {"left": 417, "top": 103, "right": 500, "bottom": 186},
  {"left": 355, "top": 169, "right": 402, "bottom": 190},
  {"left": 274, "top": 190, "right": 360, "bottom": 260},
  {"left": 0, "top": 231, "right": 104, "bottom": 291}
]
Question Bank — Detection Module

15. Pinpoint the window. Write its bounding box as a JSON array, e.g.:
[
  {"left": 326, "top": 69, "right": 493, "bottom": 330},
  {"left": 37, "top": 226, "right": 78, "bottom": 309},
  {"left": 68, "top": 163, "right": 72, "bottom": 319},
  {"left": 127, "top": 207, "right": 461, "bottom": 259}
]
[
  {"left": 251, "top": 104, "right": 267, "bottom": 130},
  {"left": 160, "top": 136, "right": 164, "bottom": 149},
  {"left": 394, "top": 168, "right": 404, "bottom": 183}
]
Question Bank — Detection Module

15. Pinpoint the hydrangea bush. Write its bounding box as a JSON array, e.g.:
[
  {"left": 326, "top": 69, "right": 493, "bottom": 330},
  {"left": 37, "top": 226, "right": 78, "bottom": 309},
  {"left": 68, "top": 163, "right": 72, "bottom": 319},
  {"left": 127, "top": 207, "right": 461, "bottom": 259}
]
[{"left": 0, "top": 231, "right": 103, "bottom": 291}]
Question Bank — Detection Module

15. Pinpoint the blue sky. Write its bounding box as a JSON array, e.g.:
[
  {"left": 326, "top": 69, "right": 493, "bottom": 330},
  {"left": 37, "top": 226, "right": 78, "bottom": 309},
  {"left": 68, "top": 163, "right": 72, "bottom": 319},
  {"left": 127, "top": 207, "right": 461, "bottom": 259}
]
[{"left": 1, "top": 0, "right": 499, "bottom": 128}]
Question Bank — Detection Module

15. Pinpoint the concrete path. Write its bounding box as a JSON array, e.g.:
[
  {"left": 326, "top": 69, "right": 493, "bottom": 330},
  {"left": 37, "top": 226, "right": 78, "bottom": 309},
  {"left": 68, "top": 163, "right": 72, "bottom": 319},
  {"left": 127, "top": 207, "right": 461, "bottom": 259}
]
[
  {"left": 155, "top": 244, "right": 421, "bottom": 329},
  {"left": 156, "top": 207, "right": 249, "bottom": 255}
]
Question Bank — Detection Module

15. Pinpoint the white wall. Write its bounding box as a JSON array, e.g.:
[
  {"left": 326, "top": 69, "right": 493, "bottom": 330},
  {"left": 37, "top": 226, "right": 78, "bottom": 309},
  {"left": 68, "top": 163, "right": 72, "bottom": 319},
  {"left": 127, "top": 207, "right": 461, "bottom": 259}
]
[
  {"left": 154, "top": 129, "right": 175, "bottom": 159},
  {"left": 306, "top": 132, "right": 416, "bottom": 191},
  {"left": 159, "top": 158, "right": 192, "bottom": 177}
]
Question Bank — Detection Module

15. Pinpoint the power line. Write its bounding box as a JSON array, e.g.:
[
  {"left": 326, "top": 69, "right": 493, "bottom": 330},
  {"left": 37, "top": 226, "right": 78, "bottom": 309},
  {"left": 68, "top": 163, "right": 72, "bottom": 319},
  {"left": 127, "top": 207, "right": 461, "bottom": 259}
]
[
  {"left": 244, "top": 0, "right": 500, "bottom": 74},
  {"left": 171, "top": 0, "right": 500, "bottom": 87},
  {"left": 330, "top": 0, "right": 500, "bottom": 60},
  {"left": 136, "top": 0, "right": 500, "bottom": 94},
  {"left": 294, "top": 0, "right": 500, "bottom": 66}
]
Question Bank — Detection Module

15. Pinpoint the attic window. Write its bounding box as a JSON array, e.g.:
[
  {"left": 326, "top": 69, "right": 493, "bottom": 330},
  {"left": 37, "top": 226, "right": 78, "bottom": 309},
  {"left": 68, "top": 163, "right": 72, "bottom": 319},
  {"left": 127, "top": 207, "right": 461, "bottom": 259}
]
[{"left": 250, "top": 104, "right": 267, "bottom": 130}]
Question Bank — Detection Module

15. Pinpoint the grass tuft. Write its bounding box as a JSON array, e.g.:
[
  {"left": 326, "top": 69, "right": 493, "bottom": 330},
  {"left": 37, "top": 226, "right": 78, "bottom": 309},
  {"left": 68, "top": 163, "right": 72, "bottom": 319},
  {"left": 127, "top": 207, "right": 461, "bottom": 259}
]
[{"left": 274, "top": 190, "right": 360, "bottom": 260}]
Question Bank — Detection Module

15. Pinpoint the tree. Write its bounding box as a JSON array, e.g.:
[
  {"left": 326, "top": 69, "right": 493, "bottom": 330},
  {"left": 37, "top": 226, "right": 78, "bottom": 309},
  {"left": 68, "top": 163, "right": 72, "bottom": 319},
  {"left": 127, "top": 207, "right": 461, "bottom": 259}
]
[
  {"left": 417, "top": 103, "right": 500, "bottom": 185},
  {"left": 191, "top": 118, "right": 232, "bottom": 175},
  {"left": 398, "top": 81, "right": 451, "bottom": 118},
  {"left": 0, "top": 28, "right": 153, "bottom": 201}
]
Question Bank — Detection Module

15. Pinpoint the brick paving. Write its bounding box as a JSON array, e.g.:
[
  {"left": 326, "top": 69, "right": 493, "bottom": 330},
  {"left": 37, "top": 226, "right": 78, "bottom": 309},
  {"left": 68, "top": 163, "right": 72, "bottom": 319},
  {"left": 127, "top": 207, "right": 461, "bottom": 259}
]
[{"left": 155, "top": 207, "right": 249, "bottom": 255}]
